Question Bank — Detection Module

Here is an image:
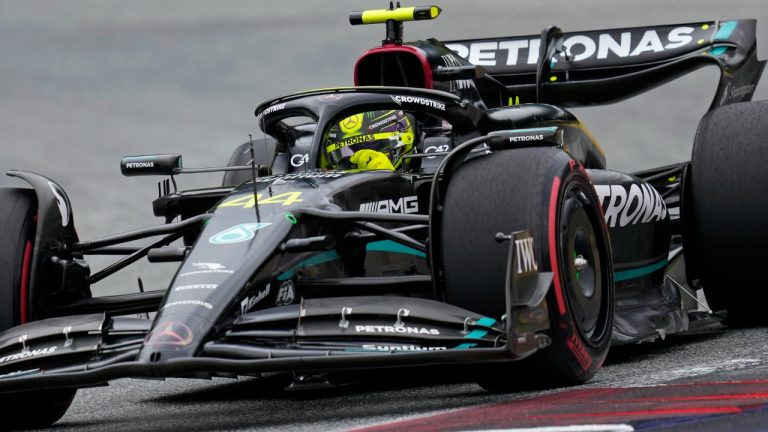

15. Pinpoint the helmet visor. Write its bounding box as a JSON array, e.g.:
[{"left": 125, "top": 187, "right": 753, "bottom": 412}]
[{"left": 324, "top": 110, "right": 415, "bottom": 168}]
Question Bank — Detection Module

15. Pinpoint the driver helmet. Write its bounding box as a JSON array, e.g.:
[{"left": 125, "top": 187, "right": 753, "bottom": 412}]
[{"left": 323, "top": 110, "right": 415, "bottom": 169}]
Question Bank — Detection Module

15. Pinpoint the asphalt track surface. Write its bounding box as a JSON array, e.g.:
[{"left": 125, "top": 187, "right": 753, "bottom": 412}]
[{"left": 1, "top": 1, "right": 768, "bottom": 430}]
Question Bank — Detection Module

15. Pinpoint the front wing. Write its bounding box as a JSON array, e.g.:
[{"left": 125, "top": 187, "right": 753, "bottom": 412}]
[{"left": 0, "top": 232, "right": 553, "bottom": 393}]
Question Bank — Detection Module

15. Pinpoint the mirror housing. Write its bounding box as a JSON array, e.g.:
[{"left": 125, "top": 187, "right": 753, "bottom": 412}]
[{"left": 120, "top": 154, "right": 182, "bottom": 177}]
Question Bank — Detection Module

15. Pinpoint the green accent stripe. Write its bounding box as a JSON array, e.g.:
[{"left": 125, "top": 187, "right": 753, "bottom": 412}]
[
  {"left": 277, "top": 250, "right": 340, "bottom": 281},
  {"left": 366, "top": 240, "right": 425, "bottom": 258},
  {"left": 475, "top": 317, "right": 496, "bottom": 327},
  {"left": 452, "top": 343, "right": 477, "bottom": 350},
  {"left": 276, "top": 240, "right": 424, "bottom": 281},
  {"left": 463, "top": 330, "right": 488, "bottom": 339},
  {"left": 514, "top": 127, "right": 558, "bottom": 134},
  {"left": 463, "top": 317, "right": 497, "bottom": 340},
  {"left": 614, "top": 258, "right": 668, "bottom": 282},
  {"left": 710, "top": 46, "right": 728, "bottom": 56},
  {"left": 714, "top": 21, "right": 737, "bottom": 40}
]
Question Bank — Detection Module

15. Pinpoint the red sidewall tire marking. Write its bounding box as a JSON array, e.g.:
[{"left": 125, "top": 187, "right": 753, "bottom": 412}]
[
  {"left": 566, "top": 330, "right": 593, "bottom": 371},
  {"left": 548, "top": 176, "right": 567, "bottom": 316},
  {"left": 20, "top": 240, "right": 32, "bottom": 324}
]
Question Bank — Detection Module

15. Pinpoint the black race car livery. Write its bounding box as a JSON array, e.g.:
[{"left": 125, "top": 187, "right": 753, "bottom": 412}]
[{"left": 0, "top": 5, "right": 765, "bottom": 429}]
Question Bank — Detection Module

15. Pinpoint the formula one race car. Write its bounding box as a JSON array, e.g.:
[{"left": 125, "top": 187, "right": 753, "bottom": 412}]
[{"left": 0, "top": 5, "right": 766, "bottom": 429}]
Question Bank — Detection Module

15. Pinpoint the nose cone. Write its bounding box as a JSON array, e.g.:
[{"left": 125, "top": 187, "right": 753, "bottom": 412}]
[{"left": 138, "top": 313, "right": 212, "bottom": 363}]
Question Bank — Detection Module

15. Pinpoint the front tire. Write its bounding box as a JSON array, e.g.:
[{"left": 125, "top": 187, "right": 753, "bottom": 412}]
[
  {"left": 0, "top": 389, "right": 77, "bottom": 430},
  {"left": 0, "top": 188, "right": 76, "bottom": 428},
  {"left": 222, "top": 138, "right": 276, "bottom": 187},
  {"left": 0, "top": 188, "right": 37, "bottom": 330},
  {"left": 441, "top": 148, "right": 614, "bottom": 389}
]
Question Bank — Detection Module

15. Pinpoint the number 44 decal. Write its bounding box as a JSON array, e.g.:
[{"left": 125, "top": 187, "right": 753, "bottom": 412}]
[{"left": 219, "top": 192, "right": 303, "bottom": 209}]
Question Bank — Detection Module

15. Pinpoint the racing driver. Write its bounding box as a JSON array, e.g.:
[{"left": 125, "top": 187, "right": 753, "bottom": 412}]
[{"left": 322, "top": 109, "right": 415, "bottom": 171}]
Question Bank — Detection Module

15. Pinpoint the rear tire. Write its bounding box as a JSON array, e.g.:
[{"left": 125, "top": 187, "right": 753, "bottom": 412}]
[
  {"left": 0, "top": 188, "right": 76, "bottom": 428},
  {"left": 442, "top": 148, "right": 613, "bottom": 390},
  {"left": 683, "top": 100, "right": 768, "bottom": 326}
]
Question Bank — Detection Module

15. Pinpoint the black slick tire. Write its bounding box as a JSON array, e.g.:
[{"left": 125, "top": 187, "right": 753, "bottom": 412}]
[
  {"left": 0, "top": 389, "right": 77, "bottom": 430},
  {"left": 441, "top": 148, "right": 614, "bottom": 389},
  {"left": 0, "top": 188, "right": 37, "bottom": 330},
  {"left": 0, "top": 188, "right": 76, "bottom": 428},
  {"left": 221, "top": 138, "right": 276, "bottom": 187},
  {"left": 683, "top": 100, "right": 768, "bottom": 326}
]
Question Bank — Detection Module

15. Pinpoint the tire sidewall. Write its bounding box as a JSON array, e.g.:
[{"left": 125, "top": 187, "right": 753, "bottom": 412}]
[
  {"left": 222, "top": 138, "right": 276, "bottom": 187},
  {"left": 441, "top": 149, "right": 613, "bottom": 387},
  {"left": 682, "top": 101, "right": 768, "bottom": 323},
  {"left": 0, "top": 189, "right": 77, "bottom": 428},
  {"left": 541, "top": 165, "right": 614, "bottom": 383},
  {"left": 0, "top": 188, "right": 37, "bottom": 331}
]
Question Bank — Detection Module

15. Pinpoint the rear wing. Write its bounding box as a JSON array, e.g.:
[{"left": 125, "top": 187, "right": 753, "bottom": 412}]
[{"left": 444, "top": 20, "right": 765, "bottom": 109}]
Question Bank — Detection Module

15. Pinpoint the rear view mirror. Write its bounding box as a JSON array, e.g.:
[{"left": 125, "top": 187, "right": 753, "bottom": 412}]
[{"left": 120, "top": 154, "right": 182, "bottom": 176}]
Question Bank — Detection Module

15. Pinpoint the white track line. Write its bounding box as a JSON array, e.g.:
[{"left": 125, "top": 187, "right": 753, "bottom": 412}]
[{"left": 462, "top": 425, "right": 634, "bottom": 432}]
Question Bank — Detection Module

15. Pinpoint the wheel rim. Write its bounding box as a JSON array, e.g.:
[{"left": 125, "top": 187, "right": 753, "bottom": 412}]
[{"left": 559, "top": 184, "right": 612, "bottom": 348}]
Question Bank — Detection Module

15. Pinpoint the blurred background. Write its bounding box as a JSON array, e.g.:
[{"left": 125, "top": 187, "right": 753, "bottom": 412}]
[{"left": 0, "top": 0, "right": 765, "bottom": 296}]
